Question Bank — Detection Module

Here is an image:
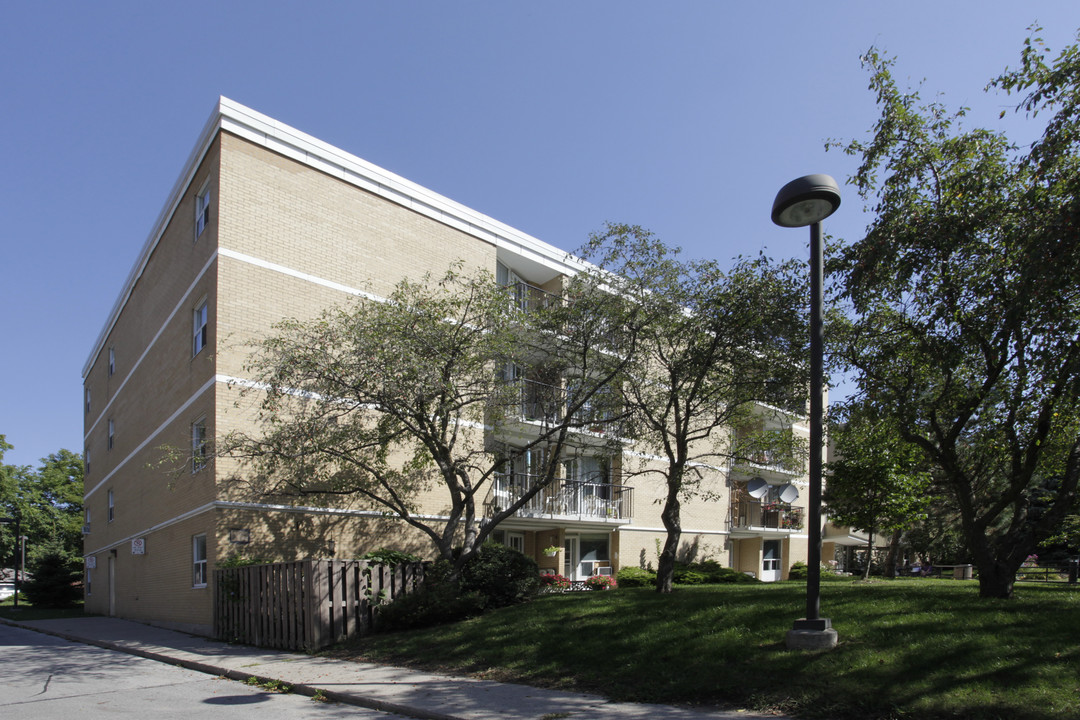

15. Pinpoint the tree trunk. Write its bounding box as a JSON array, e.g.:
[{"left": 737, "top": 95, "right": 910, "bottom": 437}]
[
  {"left": 883, "top": 528, "right": 903, "bottom": 578},
  {"left": 976, "top": 559, "right": 1016, "bottom": 599},
  {"left": 862, "top": 530, "right": 875, "bottom": 580},
  {"left": 656, "top": 496, "right": 682, "bottom": 593}
]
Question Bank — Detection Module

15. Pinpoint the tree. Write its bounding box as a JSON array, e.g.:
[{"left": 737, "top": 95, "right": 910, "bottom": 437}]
[
  {"left": 221, "top": 267, "right": 627, "bottom": 575},
  {"left": 0, "top": 437, "right": 85, "bottom": 567},
  {"left": 21, "top": 547, "right": 83, "bottom": 607},
  {"left": 825, "top": 402, "right": 930, "bottom": 579},
  {"left": 573, "top": 224, "right": 808, "bottom": 592},
  {"left": 830, "top": 32, "right": 1080, "bottom": 598}
]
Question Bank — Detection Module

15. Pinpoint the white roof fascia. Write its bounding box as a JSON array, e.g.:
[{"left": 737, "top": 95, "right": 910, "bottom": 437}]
[{"left": 83, "top": 96, "right": 590, "bottom": 378}]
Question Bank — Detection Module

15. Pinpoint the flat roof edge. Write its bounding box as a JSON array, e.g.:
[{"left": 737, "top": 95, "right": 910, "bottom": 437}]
[{"left": 82, "top": 97, "right": 589, "bottom": 379}]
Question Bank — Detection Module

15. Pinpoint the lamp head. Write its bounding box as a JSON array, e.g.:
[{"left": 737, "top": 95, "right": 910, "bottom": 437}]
[{"left": 771, "top": 174, "right": 841, "bottom": 227}]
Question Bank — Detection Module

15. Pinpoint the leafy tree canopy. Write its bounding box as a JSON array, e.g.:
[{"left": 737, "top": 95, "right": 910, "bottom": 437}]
[
  {"left": 0, "top": 436, "right": 85, "bottom": 566},
  {"left": 829, "top": 30, "right": 1080, "bottom": 597},
  {"left": 572, "top": 224, "right": 809, "bottom": 592},
  {"left": 220, "top": 267, "right": 627, "bottom": 573}
]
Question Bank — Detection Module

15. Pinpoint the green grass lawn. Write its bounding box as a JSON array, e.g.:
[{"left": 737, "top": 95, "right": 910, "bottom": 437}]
[
  {"left": 334, "top": 579, "right": 1080, "bottom": 720},
  {"left": 0, "top": 596, "right": 87, "bottom": 621}
]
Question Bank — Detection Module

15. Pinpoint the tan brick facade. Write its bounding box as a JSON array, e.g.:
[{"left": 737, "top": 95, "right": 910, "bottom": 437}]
[{"left": 83, "top": 99, "right": 813, "bottom": 633}]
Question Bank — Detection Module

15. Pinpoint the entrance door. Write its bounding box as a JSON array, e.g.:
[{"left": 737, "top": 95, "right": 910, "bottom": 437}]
[
  {"left": 762, "top": 540, "right": 782, "bottom": 582},
  {"left": 563, "top": 536, "right": 579, "bottom": 579}
]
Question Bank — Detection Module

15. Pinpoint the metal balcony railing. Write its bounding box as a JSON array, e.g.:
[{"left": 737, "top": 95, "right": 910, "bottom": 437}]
[
  {"left": 731, "top": 496, "right": 805, "bottom": 531},
  {"left": 489, "top": 472, "right": 633, "bottom": 521},
  {"left": 510, "top": 379, "right": 619, "bottom": 428},
  {"left": 508, "top": 281, "right": 563, "bottom": 313}
]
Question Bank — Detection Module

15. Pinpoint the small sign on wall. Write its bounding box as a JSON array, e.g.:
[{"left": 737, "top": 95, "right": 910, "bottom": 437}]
[
  {"left": 86, "top": 555, "right": 97, "bottom": 569},
  {"left": 131, "top": 538, "right": 146, "bottom": 555}
]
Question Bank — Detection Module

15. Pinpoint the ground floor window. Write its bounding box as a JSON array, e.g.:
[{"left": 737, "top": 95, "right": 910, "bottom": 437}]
[
  {"left": 192, "top": 534, "right": 207, "bottom": 588},
  {"left": 490, "top": 529, "right": 525, "bottom": 554},
  {"left": 566, "top": 533, "right": 611, "bottom": 579}
]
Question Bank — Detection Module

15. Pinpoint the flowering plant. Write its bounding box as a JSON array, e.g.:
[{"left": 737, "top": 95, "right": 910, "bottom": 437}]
[
  {"left": 1022, "top": 554, "right": 1039, "bottom": 568},
  {"left": 539, "top": 573, "right": 571, "bottom": 591},
  {"left": 543, "top": 545, "right": 561, "bottom": 556},
  {"left": 584, "top": 574, "right": 617, "bottom": 590}
]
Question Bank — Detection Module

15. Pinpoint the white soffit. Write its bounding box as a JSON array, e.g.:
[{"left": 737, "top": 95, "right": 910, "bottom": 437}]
[{"left": 83, "top": 96, "right": 590, "bottom": 377}]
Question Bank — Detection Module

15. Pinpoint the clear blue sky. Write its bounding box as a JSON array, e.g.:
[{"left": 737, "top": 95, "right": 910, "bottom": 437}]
[{"left": 2, "top": 2, "right": 1078, "bottom": 468}]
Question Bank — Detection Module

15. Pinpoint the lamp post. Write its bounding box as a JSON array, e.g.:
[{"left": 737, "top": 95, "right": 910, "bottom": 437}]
[{"left": 771, "top": 173, "right": 841, "bottom": 650}]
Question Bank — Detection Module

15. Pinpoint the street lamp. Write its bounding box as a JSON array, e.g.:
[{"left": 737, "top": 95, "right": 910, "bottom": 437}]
[{"left": 772, "top": 174, "right": 841, "bottom": 650}]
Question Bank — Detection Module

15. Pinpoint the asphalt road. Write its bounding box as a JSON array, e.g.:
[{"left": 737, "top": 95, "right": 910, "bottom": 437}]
[{"left": 0, "top": 622, "right": 411, "bottom": 719}]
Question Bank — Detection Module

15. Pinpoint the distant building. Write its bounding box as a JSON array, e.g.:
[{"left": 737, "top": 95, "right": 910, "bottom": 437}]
[{"left": 82, "top": 98, "right": 819, "bottom": 634}]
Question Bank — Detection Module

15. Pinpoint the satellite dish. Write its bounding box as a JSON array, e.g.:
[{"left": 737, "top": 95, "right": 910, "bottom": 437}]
[
  {"left": 778, "top": 483, "right": 800, "bottom": 504},
  {"left": 747, "top": 477, "right": 769, "bottom": 499}
]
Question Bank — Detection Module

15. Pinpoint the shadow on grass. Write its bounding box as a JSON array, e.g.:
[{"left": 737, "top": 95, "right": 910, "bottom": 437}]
[{"left": 338, "top": 580, "right": 1080, "bottom": 720}]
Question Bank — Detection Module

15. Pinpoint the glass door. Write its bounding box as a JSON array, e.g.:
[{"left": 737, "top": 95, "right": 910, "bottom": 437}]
[
  {"left": 563, "top": 536, "right": 579, "bottom": 579},
  {"left": 762, "top": 540, "right": 782, "bottom": 582}
]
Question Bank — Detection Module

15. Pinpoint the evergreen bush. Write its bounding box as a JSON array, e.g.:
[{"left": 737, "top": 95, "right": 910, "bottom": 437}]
[{"left": 21, "top": 549, "right": 82, "bottom": 607}]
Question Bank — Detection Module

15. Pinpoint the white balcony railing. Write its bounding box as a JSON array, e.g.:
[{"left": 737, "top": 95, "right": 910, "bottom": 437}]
[{"left": 489, "top": 472, "right": 633, "bottom": 521}]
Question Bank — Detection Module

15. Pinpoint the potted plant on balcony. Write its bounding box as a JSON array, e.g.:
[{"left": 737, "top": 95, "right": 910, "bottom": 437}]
[{"left": 543, "top": 545, "right": 560, "bottom": 557}]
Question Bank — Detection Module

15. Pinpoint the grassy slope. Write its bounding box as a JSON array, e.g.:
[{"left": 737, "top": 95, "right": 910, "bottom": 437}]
[{"left": 336, "top": 580, "right": 1080, "bottom": 720}]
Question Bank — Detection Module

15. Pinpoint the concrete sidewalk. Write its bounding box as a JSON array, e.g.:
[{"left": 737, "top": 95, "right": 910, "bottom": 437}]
[{"left": 1, "top": 615, "right": 781, "bottom": 720}]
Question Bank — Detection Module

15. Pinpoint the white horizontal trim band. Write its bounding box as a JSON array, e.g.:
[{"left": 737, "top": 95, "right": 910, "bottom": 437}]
[{"left": 84, "top": 375, "right": 217, "bottom": 501}]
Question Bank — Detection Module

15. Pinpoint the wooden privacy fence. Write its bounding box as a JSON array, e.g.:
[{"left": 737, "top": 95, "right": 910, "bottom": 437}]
[{"left": 214, "top": 559, "right": 425, "bottom": 652}]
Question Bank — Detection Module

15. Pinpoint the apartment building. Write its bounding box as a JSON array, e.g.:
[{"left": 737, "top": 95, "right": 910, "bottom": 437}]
[{"left": 81, "top": 98, "right": 821, "bottom": 634}]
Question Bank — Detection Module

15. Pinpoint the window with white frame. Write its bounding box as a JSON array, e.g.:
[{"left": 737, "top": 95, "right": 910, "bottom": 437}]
[
  {"left": 85, "top": 387, "right": 91, "bottom": 416},
  {"left": 195, "top": 182, "right": 210, "bottom": 238},
  {"left": 191, "top": 417, "right": 207, "bottom": 472},
  {"left": 491, "top": 529, "right": 525, "bottom": 554},
  {"left": 107, "top": 489, "right": 114, "bottom": 522},
  {"left": 108, "top": 419, "right": 115, "bottom": 450},
  {"left": 84, "top": 448, "right": 90, "bottom": 476},
  {"left": 192, "top": 534, "right": 208, "bottom": 587},
  {"left": 108, "top": 347, "right": 115, "bottom": 376},
  {"left": 193, "top": 299, "right": 208, "bottom": 356}
]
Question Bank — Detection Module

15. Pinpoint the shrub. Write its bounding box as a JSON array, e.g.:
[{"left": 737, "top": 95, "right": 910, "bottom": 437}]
[
  {"left": 788, "top": 561, "right": 808, "bottom": 580},
  {"left": 539, "top": 573, "right": 572, "bottom": 591},
  {"left": 616, "top": 566, "right": 656, "bottom": 587},
  {"left": 459, "top": 543, "right": 540, "bottom": 609},
  {"left": 21, "top": 550, "right": 82, "bottom": 608},
  {"left": 377, "top": 565, "right": 485, "bottom": 631},
  {"left": 673, "top": 568, "right": 709, "bottom": 585},
  {"left": 584, "top": 574, "right": 618, "bottom": 590},
  {"left": 715, "top": 567, "right": 758, "bottom": 583}
]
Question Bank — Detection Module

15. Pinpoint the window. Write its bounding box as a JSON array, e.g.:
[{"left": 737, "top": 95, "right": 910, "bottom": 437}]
[
  {"left": 491, "top": 530, "right": 525, "bottom": 554},
  {"left": 108, "top": 347, "right": 115, "bottom": 376},
  {"left": 107, "top": 489, "right": 114, "bottom": 522},
  {"left": 85, "top": 387, "right": 91, "bottom": 416},
  {"left": 108, "top": 419, "right": 115, "bottom": 450},
  {"left": 193, "top": 300, "right": 208, "bottom": 356},
  {"left": 191, "top": 418, "right": 207, "bottom": 472},
  {"left": 86, "top": 567, "right": 92, "bottom": 596},
  {"left": 195, "top": 182, "right": 210, "bottom": 238},
  {"left": 193, "top": 534, "right": 208, "bottom": 587},
  {"left": 84, "top": 448, "right": 90, "bottom": 476}
]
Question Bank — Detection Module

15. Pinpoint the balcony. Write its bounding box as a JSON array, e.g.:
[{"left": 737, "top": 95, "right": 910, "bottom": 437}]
[
  {"left": 508, "top": 281, "right": 562, "bottom": 314},
  {"left": 511, "top": 378, "right": 618, "bottom": 429},
  {"left": 731, "top": 495, "right": 805, "bottom": 533},
  {"left": 488, "top": 472, "right": 633, "bottom": 522},
  {"left": 730, "top": 447, "right": 803, "bottom": 480}
]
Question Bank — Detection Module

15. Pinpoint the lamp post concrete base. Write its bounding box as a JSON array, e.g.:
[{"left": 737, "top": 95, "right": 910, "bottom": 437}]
[{"left": 786, "top": 618, "right": 838, "bottom": 650}]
